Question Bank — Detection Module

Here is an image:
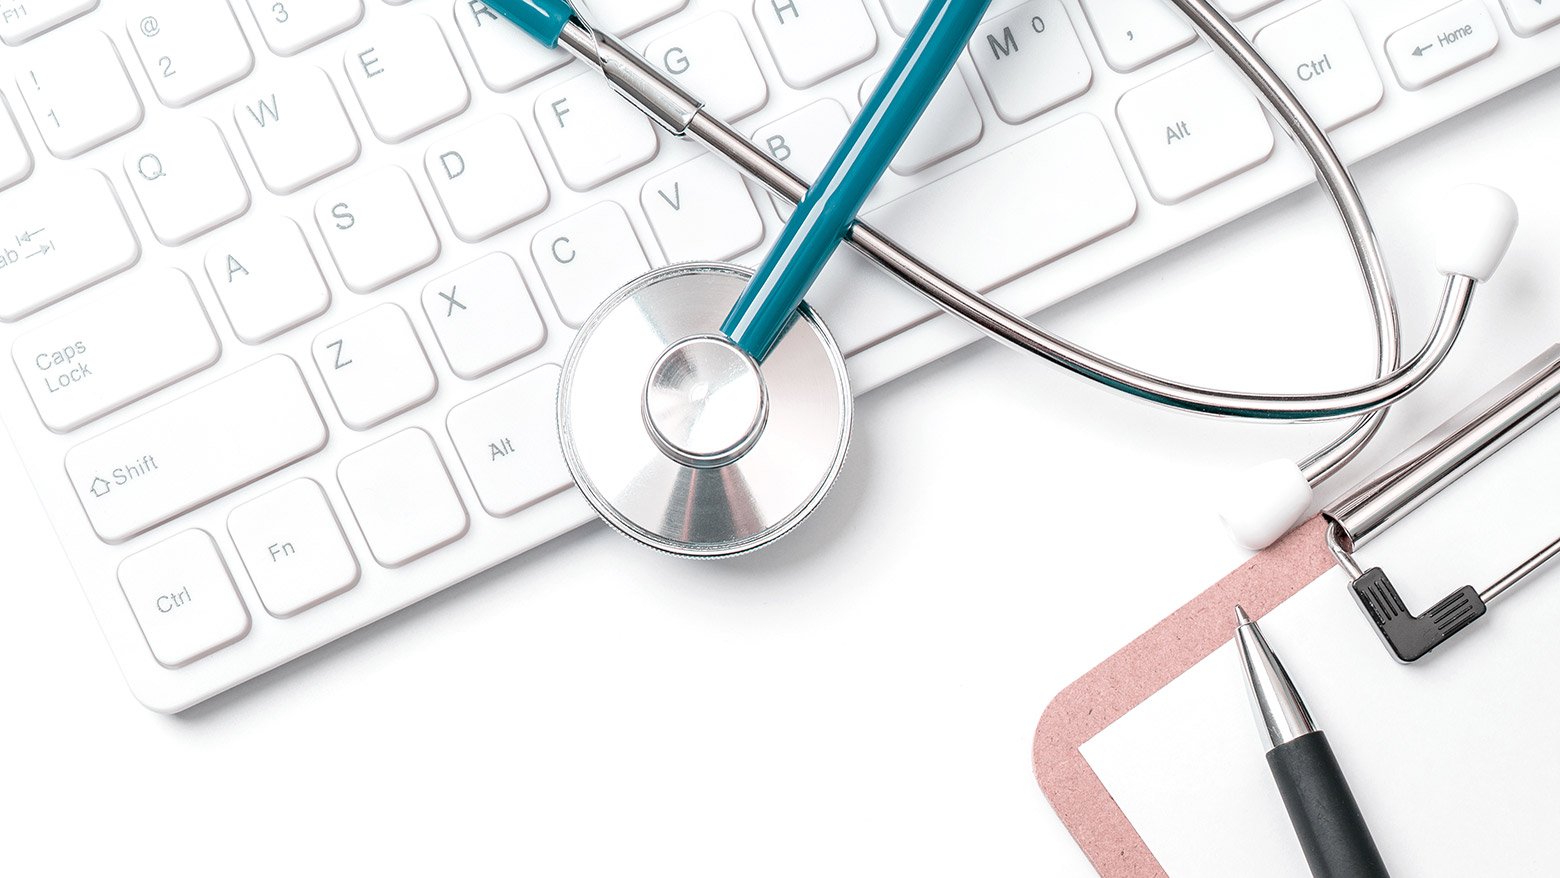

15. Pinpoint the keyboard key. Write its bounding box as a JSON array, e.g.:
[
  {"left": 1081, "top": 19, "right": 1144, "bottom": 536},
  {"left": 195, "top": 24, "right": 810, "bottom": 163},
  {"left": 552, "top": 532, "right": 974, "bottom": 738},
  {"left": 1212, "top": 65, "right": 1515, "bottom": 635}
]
[
  {"left": 754, "top": 0, "right": 878, "bottom": 88},
  {"left": 1117, "top": 54, "right": 1275, "bottom": 204},
  {"left": 880, "top": 0, "right": 924, "bottom": 35},
  {"left": 532, "top": 201, "right": 652, "bottom": 327},
  {"left": 646, "top": 12, "right": 770, "bottom": 122},
  {"left": 453, "top": 0, "right": 569, "bottom": 93},
  {"left": 425, "top": 114, "right": 549, "bottom": 242},
  {"left": 0, "top": 0, "right": 96, "bottom": 46},
  {"left": 338, "top": 428, "right": 469, "bottom": 568},
  {"left": 123, "top": 117, "right": 251, "bottom": 245},
  {"left": 749, "top": 97, "right": 852, "bottom": 218},
  {"left": 1255, "top": 0, "right": 1383, "bottom": 131},
  {"left": 1501, "top": 0, "right": 1560, "bottom": 36},
  {"left": 118, "top": 529, "right": 250, "bottom": 668},
  {"left": 0, "top": 94, "right": 33, "bottom": 191},
  {"left": 446, "top": 364, "right": 573, "bottom": 518},
  {"left": 15, "top": 30, "right": 144, "bottom": 159},
  {"left": 247, "top": 0, "right": 363, "bottom": 56},
  {"left": 1386, "top": 0, "right": 1499, "bottom": 91},
  {"left": 863, "top": 113, "right": 1137, "bottom": 292},
  {"left": 641, "top": 154, "right": 764, "bottom": 264},
  {"left": 1078, "top": 0, "right": 1196, "bottom": 73},
  {"left": 1214, "top": 0, "right": 1281, "bottom": 18},
  {"left": 205, "top": 217, "right": 331, "bottom": 344},
  {"left": 578, "top": 0, "right": 687, "bottom": 34},
  {"left": 315, "top": 166, "right": 441, "bottom": 293},
  {"left": 421, "top": 253, "right": 546, "bottom": 380},
  {"left": 227, "top": 479, "right": 359, "bottom": 618},
  {"left": 0, "top": 170, "right": 140, "bottom": 322},
  {"left": 314, "top": 303, "right": 437, "bottom": 430},
  {"left": 125, "top": 0, "right": 255, "bottom": 108},
  {"left": 344, "top": 13, "right": 470, "bottom": 143},
  {"left": 861, "top": 67, "right": 981, "bottom": 173},
  {"left": 11, "top": 269, "right": 220, "bottom": 433},
  {"left": 66, "top": 355, "right": 328, "bottom": 544},
  {"left": 970, "top": 0, "right": 1092, "bottom": 124},
  {"left": 534, "top": 73, "right": 660, "bottom": 191},
  {"left": 234, "top": 65, "right": 361, "bottom": 195}
]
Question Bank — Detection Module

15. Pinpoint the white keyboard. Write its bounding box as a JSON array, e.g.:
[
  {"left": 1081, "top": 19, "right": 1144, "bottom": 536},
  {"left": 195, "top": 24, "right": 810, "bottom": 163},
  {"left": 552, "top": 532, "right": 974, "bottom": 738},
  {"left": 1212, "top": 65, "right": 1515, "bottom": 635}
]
[{"left": 1, "top": 0, "right": 1555, "bottom": 712}]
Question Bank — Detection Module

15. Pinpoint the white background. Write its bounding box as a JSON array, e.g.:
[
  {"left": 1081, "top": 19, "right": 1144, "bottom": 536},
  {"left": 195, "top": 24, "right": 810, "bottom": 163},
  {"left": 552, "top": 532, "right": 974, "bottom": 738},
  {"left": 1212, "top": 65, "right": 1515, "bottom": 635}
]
[{"left": 3, "top": 59, "right": 1558, "bottom": 878}]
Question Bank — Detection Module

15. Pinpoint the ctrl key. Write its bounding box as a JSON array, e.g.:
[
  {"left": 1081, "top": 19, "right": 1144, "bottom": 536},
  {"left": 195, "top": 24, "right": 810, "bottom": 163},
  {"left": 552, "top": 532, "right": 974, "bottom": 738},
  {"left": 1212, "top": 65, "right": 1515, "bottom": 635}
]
[{"left": 118, "top": 530, "right": 251, "bottom": 669}]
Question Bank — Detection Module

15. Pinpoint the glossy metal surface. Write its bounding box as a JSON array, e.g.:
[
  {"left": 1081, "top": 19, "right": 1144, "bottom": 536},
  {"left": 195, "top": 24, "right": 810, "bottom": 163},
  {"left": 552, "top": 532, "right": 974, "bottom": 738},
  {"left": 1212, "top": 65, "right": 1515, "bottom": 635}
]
[
  {"left": 643, "top": 335, "right": 769, "bottom": 469},
  {"left": 1235, "top": 606, "right": 1317, "bottom": 751},
  {"left": 558, "top": 264, "right": 852, "bottom": 557}
]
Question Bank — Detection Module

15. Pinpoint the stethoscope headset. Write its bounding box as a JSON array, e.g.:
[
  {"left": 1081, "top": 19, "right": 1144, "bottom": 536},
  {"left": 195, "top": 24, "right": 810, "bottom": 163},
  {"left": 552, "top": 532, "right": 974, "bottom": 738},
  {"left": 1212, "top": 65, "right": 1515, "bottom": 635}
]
[{"left": 487, "top": 0, "right": 1521, "bottom": 557}]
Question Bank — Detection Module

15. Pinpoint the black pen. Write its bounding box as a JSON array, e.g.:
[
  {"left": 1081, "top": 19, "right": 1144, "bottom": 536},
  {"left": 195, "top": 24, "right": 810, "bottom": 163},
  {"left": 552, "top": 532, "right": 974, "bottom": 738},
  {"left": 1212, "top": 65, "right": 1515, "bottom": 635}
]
[{"left": 1234, "top": 606, "right": 1391, "bottom": 878}]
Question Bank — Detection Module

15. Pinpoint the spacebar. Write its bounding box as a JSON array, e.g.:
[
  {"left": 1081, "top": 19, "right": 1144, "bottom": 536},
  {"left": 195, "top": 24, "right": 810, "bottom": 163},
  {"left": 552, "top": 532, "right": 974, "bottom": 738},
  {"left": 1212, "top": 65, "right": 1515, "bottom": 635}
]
[
  {"left": 861, "top": 114, "right": 1139, "bottom": 293},
  {"left": 66, "top": 356, "right": 329, "bottom": 544}
]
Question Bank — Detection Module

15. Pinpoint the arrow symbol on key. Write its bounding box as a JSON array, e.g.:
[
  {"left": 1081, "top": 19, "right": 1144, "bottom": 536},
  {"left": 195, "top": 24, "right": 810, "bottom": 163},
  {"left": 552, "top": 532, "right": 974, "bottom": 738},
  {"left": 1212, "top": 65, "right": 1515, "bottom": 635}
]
[{"left": 1412, "top": 43, "right": 1434, "bottom": 56}]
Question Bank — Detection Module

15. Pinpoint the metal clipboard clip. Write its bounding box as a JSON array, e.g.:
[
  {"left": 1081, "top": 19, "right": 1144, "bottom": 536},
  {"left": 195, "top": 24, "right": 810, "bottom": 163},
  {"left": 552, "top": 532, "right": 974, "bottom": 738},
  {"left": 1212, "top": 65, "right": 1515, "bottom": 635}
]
[{"left": 1324, "top": 345, "right": 1560, "bottom": 663}]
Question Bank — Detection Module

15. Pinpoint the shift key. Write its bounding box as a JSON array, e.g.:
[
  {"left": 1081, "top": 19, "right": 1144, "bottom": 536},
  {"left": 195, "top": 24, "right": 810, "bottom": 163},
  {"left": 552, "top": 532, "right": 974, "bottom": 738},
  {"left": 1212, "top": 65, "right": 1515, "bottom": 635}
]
[
  {"left": 12, "top": 270, "right": 221, "bottom": 433},
  {"left": 66, "top": 356, "right": 329, "bottom": 543}
]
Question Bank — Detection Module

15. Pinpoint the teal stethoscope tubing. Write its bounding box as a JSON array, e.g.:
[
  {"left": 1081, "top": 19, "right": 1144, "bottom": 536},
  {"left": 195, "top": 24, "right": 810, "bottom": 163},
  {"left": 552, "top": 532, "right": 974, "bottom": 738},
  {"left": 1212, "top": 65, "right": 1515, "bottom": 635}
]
[{"left": 490, "top": 0, "right": 991, "bottom": 363}]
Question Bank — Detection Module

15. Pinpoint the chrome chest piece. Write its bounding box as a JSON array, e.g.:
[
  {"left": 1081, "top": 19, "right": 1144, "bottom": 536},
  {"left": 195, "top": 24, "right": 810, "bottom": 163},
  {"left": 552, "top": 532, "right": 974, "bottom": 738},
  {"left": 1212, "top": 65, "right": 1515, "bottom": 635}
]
[{"left": 557, "top": 264, "right": 852, "bottom": 557}]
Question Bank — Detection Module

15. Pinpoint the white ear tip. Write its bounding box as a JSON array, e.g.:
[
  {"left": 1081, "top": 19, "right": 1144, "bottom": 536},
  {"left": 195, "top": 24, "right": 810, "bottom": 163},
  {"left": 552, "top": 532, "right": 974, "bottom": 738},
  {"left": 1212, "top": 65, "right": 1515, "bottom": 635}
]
[
  {"left": 1436, "top": 184, "right": 1519, "bottom": 282},
  {"left": 1217, "top": 459, "right": 1314, "bottom": 551}
]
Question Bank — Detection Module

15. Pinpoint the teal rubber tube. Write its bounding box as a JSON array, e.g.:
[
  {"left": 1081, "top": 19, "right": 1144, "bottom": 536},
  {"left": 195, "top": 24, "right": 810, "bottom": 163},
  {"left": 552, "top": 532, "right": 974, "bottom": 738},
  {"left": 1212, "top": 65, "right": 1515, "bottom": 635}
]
[
  {"left": 485, "top": 0, "right": 573, "bottom": 48},
  {"left": 722, "top": 0, "right": 991, "bottom": 361}
]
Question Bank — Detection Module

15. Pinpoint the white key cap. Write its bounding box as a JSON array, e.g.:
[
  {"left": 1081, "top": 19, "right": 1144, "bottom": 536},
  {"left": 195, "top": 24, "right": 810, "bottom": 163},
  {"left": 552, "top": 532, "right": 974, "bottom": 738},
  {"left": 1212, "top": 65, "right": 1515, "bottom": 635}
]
[
  {"left": 338, "top": 428, "right": 469, "bottom": 568},
  {"left": 1078, "top": 0, "right": 1196, "bottom": 73},
  {"left": 447, "top": 364, "right": 573, "bottom": 518},
  {"left": 16, "top": 30, "right": 144, "bottom": 159},
  {"left": 344, "top": 13, "right": 470, "bottom": 143},
  {"left": 880, "top": 0, "right": 924, "bottom": 35},
  {"left": 126, "top": 0, "right": 255, "bottom": 108},
  {"left": 642, "top": 154, "right": 763, "bottom": 263},
  {"left": 205, "top": 217, "right": 330, "bottom": 344},
  {"left": 247, "top": 0, "right": 363, "bottom": 56},
  {"left": 1501, "top": 0, "right": 1560, "bottom": 36},
  {"left": 1213, "top": 0, "right": 1281, "bottom": 18},
  {"left": 1255, "top": 0, "right": 1383, "bottom": 131},
  {"left": 421, "top": 253, "right": 546, "bottom": 380},
  {"left": 66, "top": 355, "right": 328, "bottom": 544},
  {"left": 453, "top": 0, "right": 569, "bottom": 93},
  {"left": 0, "top": 171, "right": 140, "bottom": 322},
  {"left": 1386, "top": 0, "right": 1499, "bottom": 91},
  {"left": 749, "top": 98, "right": 851, "bottom": 218},
  {"left": 228, "top": 479, "right": 359, "bottom": 617},
  {"left": 1117, "top": 54, "right": 1275, "bottom": 204},
  {"left": 0, "top": 0, "right": 96, "bottom": 46},
  {"left": 425, "top": 114, "right": 549, "bottom": 242},
  {"left": 970, "top": 1, "right": 1092, "bottom": 124},
  {"left": 11, "top": 270, "right": 220, "bottom": 433},
  {"left": 534, "top": 73, "right": 660, "bottom": 191},
  {"left": 862, "top": 114, "right": 1137, "bottom": 292},
  {"left": 533, "top": 202, "right": 652, "bottom": 327},
  {"left": 234, "top": 65, "right": 361, "bottom": 195},
  {"left": 1, "top": 94, "right": 33, "bottom": 191},
  {"left": 118, "top": 530, "right": 250, "bottom": 668},
  {"left": 315, "top": 166, "right": 441, "bottom": 293},
  {"left": 578, "top": 0, "right": 687, "bottom": 34},
  {"left": 754, "top": 0, "right": 878, "bottom": 88},
  {"left": 123, "top": 117, "right": 251, "bottom": 245},
  {"left": 861, "top": 67, "right": 982, "bottom": 173},
  {"left": 646, "top": 12, "right": 769, "bottom": 122},
  {"left": 313, "top": 303, "right": 437, "bottom": 430}
]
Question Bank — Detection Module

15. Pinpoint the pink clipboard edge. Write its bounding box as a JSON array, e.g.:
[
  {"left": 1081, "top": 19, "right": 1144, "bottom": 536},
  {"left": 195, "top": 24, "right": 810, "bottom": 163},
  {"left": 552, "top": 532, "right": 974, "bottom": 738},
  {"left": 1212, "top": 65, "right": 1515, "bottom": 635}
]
[{"left": 1031, "top": 516, "right": 1338, "bottom": 877}]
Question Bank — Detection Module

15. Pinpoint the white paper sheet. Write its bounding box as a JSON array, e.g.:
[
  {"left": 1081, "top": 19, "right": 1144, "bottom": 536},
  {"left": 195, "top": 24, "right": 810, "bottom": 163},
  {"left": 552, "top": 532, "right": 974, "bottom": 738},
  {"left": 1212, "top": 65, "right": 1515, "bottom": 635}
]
[{"left": 1080, "top": 404, "right": 1560, "bottom": 876}]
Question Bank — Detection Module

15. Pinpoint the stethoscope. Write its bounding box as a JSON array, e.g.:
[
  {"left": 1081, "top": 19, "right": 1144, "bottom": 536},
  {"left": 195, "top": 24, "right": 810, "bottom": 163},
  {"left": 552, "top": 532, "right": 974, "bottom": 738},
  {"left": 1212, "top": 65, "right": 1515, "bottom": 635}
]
[{"left": 490, "top": 0, "right": 1521, "bottom": 557}]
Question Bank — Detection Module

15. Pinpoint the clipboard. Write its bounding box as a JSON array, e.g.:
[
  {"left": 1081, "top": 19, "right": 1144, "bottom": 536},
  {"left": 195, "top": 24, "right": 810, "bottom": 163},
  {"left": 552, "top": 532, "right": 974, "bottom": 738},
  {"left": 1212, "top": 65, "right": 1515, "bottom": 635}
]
[{"left": 1033, "top": 347, "right": 1560, "bottom": 876}]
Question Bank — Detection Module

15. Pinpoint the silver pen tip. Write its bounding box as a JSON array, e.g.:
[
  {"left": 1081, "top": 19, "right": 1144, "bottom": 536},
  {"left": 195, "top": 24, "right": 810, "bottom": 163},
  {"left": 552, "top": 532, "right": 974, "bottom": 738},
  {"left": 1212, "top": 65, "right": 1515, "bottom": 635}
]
[{"left": 1236, "top": 605, "right": 1253, "bottom": 626}]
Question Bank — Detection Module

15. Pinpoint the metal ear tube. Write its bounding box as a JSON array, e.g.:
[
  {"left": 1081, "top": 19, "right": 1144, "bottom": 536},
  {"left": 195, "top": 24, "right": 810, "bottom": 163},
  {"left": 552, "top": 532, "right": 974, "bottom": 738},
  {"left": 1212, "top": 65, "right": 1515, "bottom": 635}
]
[{"left": 1325, "top": 346, "right": 1560, "bottom": 662}]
